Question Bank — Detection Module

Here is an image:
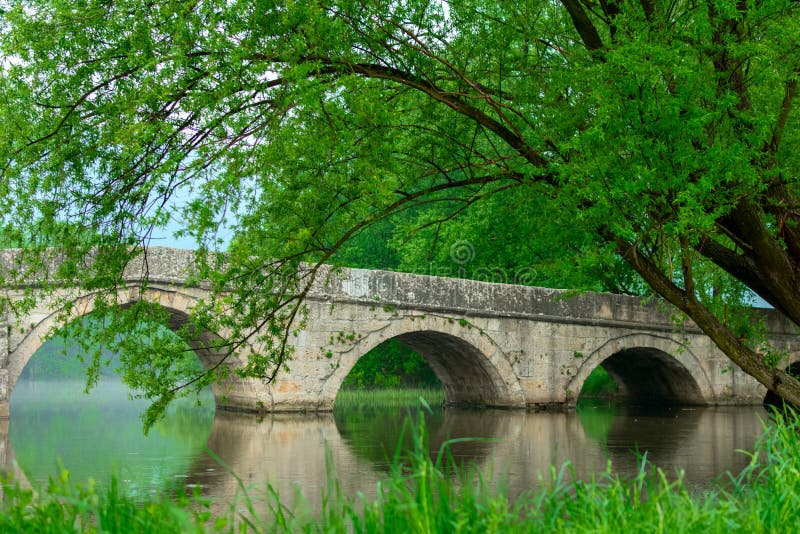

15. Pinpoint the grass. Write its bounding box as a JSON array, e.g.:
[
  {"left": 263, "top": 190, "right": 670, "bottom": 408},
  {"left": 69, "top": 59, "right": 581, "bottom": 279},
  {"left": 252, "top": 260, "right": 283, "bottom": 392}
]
[
  {"left": 4, "top": 408, "right": 800, "bottom": 532},
  {"left": 334, "top": 387, "right": 445, "bottom": 410},
  {"left": 0, "top": 469, "right": 211, "bottom": 533}
]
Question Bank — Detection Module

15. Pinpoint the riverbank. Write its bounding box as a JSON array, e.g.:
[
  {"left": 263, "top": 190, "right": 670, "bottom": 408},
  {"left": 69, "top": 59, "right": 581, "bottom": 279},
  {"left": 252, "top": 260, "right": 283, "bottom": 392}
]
[
  {"left": 334, "top": 387, "right": 445, "bottom": 410},
  {"left": 1, "top": 408, "right": 797, "bottom": 533}
]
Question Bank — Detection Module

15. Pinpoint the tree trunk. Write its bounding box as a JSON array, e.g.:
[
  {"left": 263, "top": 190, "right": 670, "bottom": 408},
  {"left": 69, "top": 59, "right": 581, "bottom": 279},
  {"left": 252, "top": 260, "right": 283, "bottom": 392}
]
[{"left": 617, "top": 239, "right": 800, "bottom": 407}]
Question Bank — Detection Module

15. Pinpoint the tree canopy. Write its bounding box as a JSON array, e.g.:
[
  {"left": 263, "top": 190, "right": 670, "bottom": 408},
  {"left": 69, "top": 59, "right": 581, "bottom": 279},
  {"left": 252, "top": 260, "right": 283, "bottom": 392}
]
[{"left": 1, "top": 0, "right": 800, "bottom": 419}]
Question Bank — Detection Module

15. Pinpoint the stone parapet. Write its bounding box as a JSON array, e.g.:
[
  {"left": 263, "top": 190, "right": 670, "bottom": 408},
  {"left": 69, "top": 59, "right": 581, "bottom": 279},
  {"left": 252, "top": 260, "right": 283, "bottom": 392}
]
[
  {"left": 3, "top": 247, "right": 794, "bottom": 335},
  {"left": 311, "top": 265, "right": 797, "bottom": 336}
]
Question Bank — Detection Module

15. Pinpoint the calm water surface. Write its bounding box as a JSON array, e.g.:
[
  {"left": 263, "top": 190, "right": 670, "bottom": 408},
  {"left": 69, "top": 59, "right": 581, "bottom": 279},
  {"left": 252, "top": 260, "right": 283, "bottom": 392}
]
[{"left": 5, "top": 379, "right": 767, "bottom": 514}]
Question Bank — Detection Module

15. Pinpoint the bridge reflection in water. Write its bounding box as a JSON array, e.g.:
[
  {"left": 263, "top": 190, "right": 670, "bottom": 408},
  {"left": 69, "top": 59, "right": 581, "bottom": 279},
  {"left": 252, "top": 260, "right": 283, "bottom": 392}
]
[
  {"left": 5, "top": 403, "right": 762, "bottom": 518},
  {"left": 202, "top": 405, "right": 767, "bottom": 521},
  {"left": 2, "top": 386, "right": 767, "bottom": 522}
]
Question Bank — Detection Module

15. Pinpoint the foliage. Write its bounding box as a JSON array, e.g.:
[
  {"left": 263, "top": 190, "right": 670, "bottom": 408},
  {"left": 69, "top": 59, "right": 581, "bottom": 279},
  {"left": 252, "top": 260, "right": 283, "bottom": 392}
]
[
  {"left": 578, "top": 366, "right": 619, "bottom": 398},
  {"left": 2, "top": 0, "right": 800, "bottom": 414},
  {"left": 335, "top": 187, "right": 645, "bottom": 294},
  {"left": 340, "top": 339, "right": 441, "bottom": 390}
]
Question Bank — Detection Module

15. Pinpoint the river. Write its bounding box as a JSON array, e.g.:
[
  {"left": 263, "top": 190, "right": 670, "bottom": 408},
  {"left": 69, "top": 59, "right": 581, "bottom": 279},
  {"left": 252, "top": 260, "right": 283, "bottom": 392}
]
[{"left": 5, "top": 379, "right": 767, "bottom": 516}]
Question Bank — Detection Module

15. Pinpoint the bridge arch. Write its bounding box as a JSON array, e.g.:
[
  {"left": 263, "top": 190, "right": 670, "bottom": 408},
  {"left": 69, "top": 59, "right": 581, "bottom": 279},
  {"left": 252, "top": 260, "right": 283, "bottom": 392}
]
[
  {"left": 565, "top": 333, "right": 714, "bottom": 405},
  {"left": 6, "top": 285, "right": 250, "bottom": 412},
  {"left": 763, "top": 353, "right": 800, "bottom": 406},
  {"left": 322, "top": 315, "right": 526, "bottom": 408}
]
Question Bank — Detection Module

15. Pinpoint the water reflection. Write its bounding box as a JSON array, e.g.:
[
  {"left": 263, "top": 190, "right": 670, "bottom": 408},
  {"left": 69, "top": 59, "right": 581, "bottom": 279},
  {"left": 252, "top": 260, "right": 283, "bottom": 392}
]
[
  {"left": 332, "top": 403, "right": 766, "bottom": 497},
  {"left": 6, "top": 384, "right": 767, "bottom": 512},
  {"left": 333, "top": 407, "right": 501, "bottom": 469},
  {"left": 186, "top": 412, "right": 384, "bottom": 515},
  {"left": 601, "top": 405, "right": 765, "bottom": 489},
  {"left": 576, "top": 401, "right": 620, "bottom": 442},
  {"left": 9, "top": 379, "right": 214, "bottom": 497}
]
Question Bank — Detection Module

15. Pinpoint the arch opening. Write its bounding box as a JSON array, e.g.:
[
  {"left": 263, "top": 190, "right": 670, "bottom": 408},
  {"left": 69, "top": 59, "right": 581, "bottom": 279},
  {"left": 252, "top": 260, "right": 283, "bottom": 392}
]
[
  {"left": 331, "top": 329, "right": 512, "bottom": 468},
  {"left": 764, "top": 361, "right": 800, "bottom": 408},
  {"left": 6, "top": 295, "right": 233, "bottom": 415},
  {"left": 395, "top": 331, "right": 507, "bottom": 407},
  {"left": 334, "top": 330, "right": 512, "bottom": 409},
  {"left": 16, "top": 312, "right": 213, "bottom": 384},
  {"left": 578, "top": 347, "right": 704, "bottom": 406},
  {"left": 8, "top": 311, "right": 216, "bottom": 492},
  {"left": 334, "top": 337, "right": 444, "bottom": 409},
  {"left": 115, "top": 302, "right": 229, "bottom": 372}
]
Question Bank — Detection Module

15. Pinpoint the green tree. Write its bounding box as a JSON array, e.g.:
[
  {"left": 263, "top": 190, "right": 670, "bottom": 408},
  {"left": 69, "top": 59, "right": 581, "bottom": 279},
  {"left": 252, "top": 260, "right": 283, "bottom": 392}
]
[
  {"left": 340, "top": 339, "right": 440, "bottom": 389},
  {"left": 335, "top": 186, "right": 645, "bottom": 294},
  {"left": 1, "top": 0, "right": 800, "bottom": 420}
]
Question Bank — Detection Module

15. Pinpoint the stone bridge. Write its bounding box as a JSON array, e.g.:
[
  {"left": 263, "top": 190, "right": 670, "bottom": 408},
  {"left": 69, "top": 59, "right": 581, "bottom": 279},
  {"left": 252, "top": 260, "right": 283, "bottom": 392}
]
[{"left": 0, "top": 247, "right": 798, "bottom": 417}]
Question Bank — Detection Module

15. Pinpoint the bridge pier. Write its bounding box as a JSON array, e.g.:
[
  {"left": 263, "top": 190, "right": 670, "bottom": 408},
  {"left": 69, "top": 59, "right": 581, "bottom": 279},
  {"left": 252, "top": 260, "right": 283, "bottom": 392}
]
[{"left": 0, "top": 313, "right": 8, "bottom": 418}]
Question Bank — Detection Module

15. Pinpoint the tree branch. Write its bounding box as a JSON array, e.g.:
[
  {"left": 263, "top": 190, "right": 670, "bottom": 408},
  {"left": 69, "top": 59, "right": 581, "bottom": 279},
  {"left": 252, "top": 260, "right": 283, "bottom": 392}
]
[
  {"left": 694, "top": 236, "right": 782, "bottom": 309},
  {"left": 253, "top": 55, "right": 556, "bottom": 180},
  {"left": 616, "top": 236, "right": 800, "bottom": 404},
  {"left": 768, "top": 76, "right": 798, "bottom": 153},
  {"left": 560, "top": 0, "right": 605, "bottom": 51}
]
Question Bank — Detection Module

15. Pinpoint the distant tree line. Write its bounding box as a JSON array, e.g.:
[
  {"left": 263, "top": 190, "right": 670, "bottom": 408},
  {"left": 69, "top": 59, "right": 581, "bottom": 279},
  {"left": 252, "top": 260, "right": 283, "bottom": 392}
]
[
  {"left": 20, "top": 340, "right": 118, "bottom": 381},
  {"left": 341, "top": 339, "right": 440, "bottom": 390}
]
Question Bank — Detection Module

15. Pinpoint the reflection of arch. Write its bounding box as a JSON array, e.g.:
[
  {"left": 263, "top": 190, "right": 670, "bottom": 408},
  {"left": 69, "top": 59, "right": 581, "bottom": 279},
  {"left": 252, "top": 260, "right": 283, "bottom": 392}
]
[
  {"left": 334, "top": 408, "right": 504, "bottom": 471},
  {"left": 0, "top": 419, "right": 32, "bottom": 492},
  {"left": 323, "top": 315, "right": 525, "bottom": 408},
  {"left": 7, "top": 286, "right": 232, "bottom": 412},
  {"left": 598, "top": 406, "right": 759, "bottom": 486},
  {"left": 566, "top": 334, "right": 713, "bottom": 405},
  {"left": 188, "top": 411, "right": 385, "bottom": 515}
]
